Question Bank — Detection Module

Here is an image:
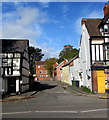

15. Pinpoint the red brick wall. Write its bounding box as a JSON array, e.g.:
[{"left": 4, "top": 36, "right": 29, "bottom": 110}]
[
  {"left": 36, "top": 65, "right": 51, "bottom": 80},
  {"left": 55, "top": 59, "right": 68, "bottom": 81},
  {"left": 92, "top": 70, "right": 98, "bottom": 93}
]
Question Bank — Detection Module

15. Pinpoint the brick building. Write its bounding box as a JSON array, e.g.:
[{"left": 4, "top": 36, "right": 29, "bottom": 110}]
[
  {"left": 35, "top": 61, "right": 51, "bottom": 80},
  {"left": 54, "top": 59, "right": 68, "bottom": 81}
]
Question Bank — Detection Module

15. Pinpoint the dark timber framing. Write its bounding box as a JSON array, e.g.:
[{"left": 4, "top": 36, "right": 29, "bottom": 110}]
[
  {"left": 1, "top": 39, "right": 30, "bottom": 94},
  {"left": 89, "top": 36, "right": 109, "bottom": 70}
]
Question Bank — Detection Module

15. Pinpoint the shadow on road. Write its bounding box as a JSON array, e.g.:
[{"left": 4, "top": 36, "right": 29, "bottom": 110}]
[{"left": 30, "top": 81, "right": 57, "bottom": 92}]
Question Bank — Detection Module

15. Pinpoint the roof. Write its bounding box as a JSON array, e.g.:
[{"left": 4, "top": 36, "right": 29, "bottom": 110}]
[
  {"left": 98, "top": 13, "right": 109, "bottom": 28},
  {"left": 62, "top": 55, "right": 79, "bottom": 67},
  {"left": 55, "top": 61, "right": 64, "bottom": 69},
  {"left": 35, "top": 61, "right": 45, "bottom": 65},
  {"left": 1, "top": 39, "right": 29, "bottom": 53},
  {"left": 83, "top": 19, "right": 102, "bottom": 37}
]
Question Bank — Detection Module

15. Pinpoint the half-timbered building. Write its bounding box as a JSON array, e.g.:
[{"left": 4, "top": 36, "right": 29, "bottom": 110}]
[
  {"left": 79, "top": 4, "right": 109, "bottom": 93},
  {"left": 1, "top": 39, "right": 30, "bottom": 95}
]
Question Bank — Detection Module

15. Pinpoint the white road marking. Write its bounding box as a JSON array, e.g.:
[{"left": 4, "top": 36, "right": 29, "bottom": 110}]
[
  {"left": 1, "top": 108, "right": 108, "bottom": 115},
  {"left": 81, "top": 108, "right": 108, "bottom": 113},
  {"left": 35, "top": 111, "right": 78, "bottom": 113},
  {"left": 1, "top": 111, "right": 32, "bottom": 115}
]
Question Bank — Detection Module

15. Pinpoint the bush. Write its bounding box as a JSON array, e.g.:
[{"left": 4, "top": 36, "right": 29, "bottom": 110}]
[{"left": 81, "top": 86, "right": 92, "bottom": 93}]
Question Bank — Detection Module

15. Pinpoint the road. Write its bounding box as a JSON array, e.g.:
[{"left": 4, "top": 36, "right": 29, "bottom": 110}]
[{"left": 2, "top": 80, "right": 108, "bottom": 119}]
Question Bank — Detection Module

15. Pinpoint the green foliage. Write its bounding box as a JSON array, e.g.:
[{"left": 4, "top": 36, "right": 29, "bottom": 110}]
[
  {"left": 81, "top": 86, "right": 92, "bottom": 93},
  {"left": 29, "top": 46, "right": 44, "bottom": 74},
  {"left": 44, "top": 58, "right": 58, "bottom": 78},
  {"left": 58, "top": 45, "right": 79, "bottom": 63}
]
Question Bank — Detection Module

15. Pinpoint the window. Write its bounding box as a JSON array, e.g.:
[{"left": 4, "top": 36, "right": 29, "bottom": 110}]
[
  {"left": 104, "top": 24, "right": 108, "bottom": 33},
  {"left": 40, "top": 70, "right": 42, "bottom": 74},
  {"left": 8, "top": 59, "right": 12, "bottom": 66},
  {"left": 46, "top": 75, "right": 48, "bottom": 77},
  {"left": 106, "top": 46, "right": 109, "bottom": 60},
  {"left": 8, "top": 68, "right": 12, "bottom": 75},
  {"left": 2, "top": 53, "right": 7, "bottom": 58},
  {"left": 2, "top": 59, "right": 8, "bottom": 67},
  {"left": 38, "top": 66, "right": 40, "bottom": 68},
  {"left": 14, "top": 53, "right": 20, "bottom": 58},
  {"left": 105, "top": 45, "right": 109, "bottom": 60},
  {"left": 45, "top": 70, "right": 47, "bottom": 74},
  {"left": 40, "top": 75, "right": 43, "bottom": 77},
  {"left": 8, "top": 53, "right": 13, "bottom": 58},
  {"left": 13, "top": 59, "right": 20, "bottom": 67},
  {"left": 13, "top": 66, "right": 19, "bottom": 71},
  {"left": 60, "top": 68, "right": 62, "bottom": 70}
]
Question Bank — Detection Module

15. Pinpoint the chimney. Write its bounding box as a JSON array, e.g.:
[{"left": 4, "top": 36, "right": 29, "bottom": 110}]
[
  {"left": 81, "top": 19, "right": 87, "bottom": 25},
  {"left": 104, "top": 4, "right": 109, "bottom": 16}
]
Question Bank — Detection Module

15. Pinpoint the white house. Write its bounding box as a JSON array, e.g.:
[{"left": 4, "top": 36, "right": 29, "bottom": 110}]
[
  {"left": 62, "top": 56, "right": 80, "bottom": 86},
  {"left": 1, "top": 39, "right": 30, "bottom": 95},
  {"left": 79, "top": 4, "right": 109, "bottom": 93},
  {"left": 70, "top": 56, "right": 82, "bottom": 87}
]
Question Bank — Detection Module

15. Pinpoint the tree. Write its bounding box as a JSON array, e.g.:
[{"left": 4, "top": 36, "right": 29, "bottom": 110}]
[
  {"left": 44, "top": 58, "right": 58, "bottom": 78},
  {"left": 58, "top": 45, "right": 79, "bottom": 63},
  {"left": 29, "top": 46, "right": 44, "bottom": 74}
]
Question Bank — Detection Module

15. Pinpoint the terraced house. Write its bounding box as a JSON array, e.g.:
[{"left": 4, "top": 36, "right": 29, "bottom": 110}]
[
  {"left": 1, "top": 39, "right": 30, "bottom": 95},
  {"left": 79, "top": 4, "right": 109, "bottom": 93}
]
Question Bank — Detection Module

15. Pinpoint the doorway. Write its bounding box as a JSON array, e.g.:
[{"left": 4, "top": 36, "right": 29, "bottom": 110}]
[{"left": 8, "top": 77, "right": 16, "bottom": 93}]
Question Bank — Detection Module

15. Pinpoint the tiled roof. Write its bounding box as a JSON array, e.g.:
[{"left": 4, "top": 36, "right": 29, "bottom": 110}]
[
  {"left": 98, "top": 13, "right": 109, "bottom": 27},
  {"left": 83, "top": 19, "right": 102, "bottom": 37},
  {"left": 35, "top": 61, "right": 45, "bottom": 65},
  {"left": 62, "top": 55, "right": 78, "bottom": 67},
  {"left": 1, "top": 39, "right": 29, "bottom": 53}
]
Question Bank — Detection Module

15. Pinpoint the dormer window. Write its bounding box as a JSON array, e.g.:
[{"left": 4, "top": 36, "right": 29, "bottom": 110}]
[{"left": 104, "top": 24, "right": 108, "bottom": 33}]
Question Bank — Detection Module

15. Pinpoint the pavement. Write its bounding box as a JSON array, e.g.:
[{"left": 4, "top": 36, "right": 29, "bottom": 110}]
[
  {"left": 67, "top": 84, "right": 109, "bottom": 99},
  {"left": 1, "top": 80, "right": 109, "bottom": 102},
  {"left": 1, "top": 90, "right": 37, "bottom": 102}
]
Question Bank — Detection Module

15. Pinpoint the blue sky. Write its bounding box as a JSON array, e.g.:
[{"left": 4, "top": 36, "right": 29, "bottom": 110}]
[{"left": 2, "top": 2, "right": 105, "bottom": 60}]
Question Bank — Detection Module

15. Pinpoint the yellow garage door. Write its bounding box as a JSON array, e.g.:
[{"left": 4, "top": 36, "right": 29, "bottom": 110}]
[{"left": 97, "top": 71, "right": 106, "bottom": 93}]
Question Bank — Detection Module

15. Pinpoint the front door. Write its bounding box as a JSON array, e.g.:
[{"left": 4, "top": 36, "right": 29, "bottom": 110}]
[
  {"left": 97, "top": 71, "right": 106, "bottom": 93},
  {"left": 8, "top": 77, "right": 16, "bottom": 93}
]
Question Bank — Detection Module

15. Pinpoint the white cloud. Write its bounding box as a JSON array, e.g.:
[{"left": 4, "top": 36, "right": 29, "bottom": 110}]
[
  {"left": 2, "top": 5, "right": 60, "bottom": 60},
  {"left": 42, "top": 48, "right": 61, "bottom": 60},
  {"left": 2, "top": 7, "right": 44, "bottom": 44}
]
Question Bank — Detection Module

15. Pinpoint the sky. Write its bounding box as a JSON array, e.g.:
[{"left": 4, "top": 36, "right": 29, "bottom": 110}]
[{"left": 2, "top": 2, "right": 105, "bottom": 60}]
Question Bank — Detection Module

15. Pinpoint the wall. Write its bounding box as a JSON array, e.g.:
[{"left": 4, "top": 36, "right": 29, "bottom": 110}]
[
  {"left": 62, "top": 66, "right": 71, "bottom": 85},
  {"left": 56, "top": 64, "right": 63, "bottom": 81},
  {"left": 70, "top": 58, "right": 82, "bottom": 87},
  {"left": 36, "top": 65, "right": 51, "bottom": 80},
  {"left": 79, "top": 24, "right": 92, "bottom": 90},
  {"left": 92, "top": 70, "right": 98, "bottom": 93},
  {"left": 55, "top": 60, "right": 68, "bottom": 81}
]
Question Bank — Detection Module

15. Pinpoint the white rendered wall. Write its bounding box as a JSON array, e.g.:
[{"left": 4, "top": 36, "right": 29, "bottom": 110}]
[
  {"left": 79, "top": 24, "right": 92, "bottom": 90},
  {"left": 70, "top": 58, "right": 82, "bottom": 87}
]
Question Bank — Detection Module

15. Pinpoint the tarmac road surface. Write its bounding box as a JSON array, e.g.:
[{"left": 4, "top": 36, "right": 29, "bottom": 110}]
[{"left": 2, "top": 80, "right": 108, "bottom": 119}]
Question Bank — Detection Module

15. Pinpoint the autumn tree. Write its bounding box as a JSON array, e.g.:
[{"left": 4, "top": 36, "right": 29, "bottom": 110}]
[
  {"left": 58, "top": 45, "right": 79, "bottom": 63},
  {"left": 29, "top": 46, "right": 44, "bottom": 74},
  {"left": 44, "top": 58, "right": 58, "bottom": 78}
]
